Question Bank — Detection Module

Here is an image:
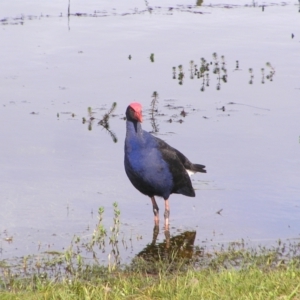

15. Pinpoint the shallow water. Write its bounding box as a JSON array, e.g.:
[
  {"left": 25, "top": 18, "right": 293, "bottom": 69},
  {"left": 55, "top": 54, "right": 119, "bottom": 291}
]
[{"left": 0, "top": 0, "right": 300, "bottom": 263}]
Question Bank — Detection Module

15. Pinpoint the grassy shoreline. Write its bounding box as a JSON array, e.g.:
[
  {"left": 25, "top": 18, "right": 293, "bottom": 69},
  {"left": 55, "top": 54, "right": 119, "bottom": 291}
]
[
  {"left": 1, "top": 264, "right": 300, "bottom": 299},
  {"left": 2, "top": 204, "right": 300, "bottom": 299},
  {"left": 2, "top": 241, "right": 300, "bottom": 300}
]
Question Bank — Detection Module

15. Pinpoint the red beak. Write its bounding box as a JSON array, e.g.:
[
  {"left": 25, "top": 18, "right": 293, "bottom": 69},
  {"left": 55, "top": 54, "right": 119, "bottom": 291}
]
[{"left": 135, "top": 111, "right": 143, "bottom": 122}]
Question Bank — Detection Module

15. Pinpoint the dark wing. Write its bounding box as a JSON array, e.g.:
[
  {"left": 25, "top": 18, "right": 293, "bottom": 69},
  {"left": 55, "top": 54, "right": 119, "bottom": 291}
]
[
  {"left": 159, "top": 147, "right": 195, "bottom": 197},
  {"left": 155, "top": 136, "right": 206, "bottom": 173},
  {"left": 154, "top": 136, "right": 206, "bottom": 197}
]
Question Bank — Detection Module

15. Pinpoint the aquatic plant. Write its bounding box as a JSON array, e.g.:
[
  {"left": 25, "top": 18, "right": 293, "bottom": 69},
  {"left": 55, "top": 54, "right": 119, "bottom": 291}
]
[
  {"left": 266, "top": 62, "right": 275, "bottom": 81},
  {"left": 172, "top": 54, "right": 277, "bottom": 92},
  {"left": 261, "top": 68, "right": 265, "bottom": 84},
  {"left": 173, "top": 53, "right": 231, "bottom": 91},
  {"left": 178, "top": 65, "right": 184, "bottom": 85},
  {"left": 172, "top": 66, "right": 176, "bottom": 79},
  {"left": 249, "top": 68, "right": 254, "bottom": 84},
  {"left": 150, "top": 91, "right": 159, "bottom": 133},
  {"left": 82, "top": 103, "right": 118, "bottom": 142},
  {"left": 189, "top": 60, "right": 194, "bottom": 79},
  {"left": 150, "top": 53, "right": 154, "bottom": 62}
]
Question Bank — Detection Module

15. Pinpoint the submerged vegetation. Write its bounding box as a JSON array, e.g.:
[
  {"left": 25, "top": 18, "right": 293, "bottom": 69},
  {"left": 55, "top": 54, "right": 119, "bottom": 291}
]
[
  {"left": 149, "top": 91, "right": 159, "bottom": 133},
  {"left": 173, "top": 53, "right": 275, "bottom": 91},
  {"left": 75, "top": 93, "right": 195, "bottom": 139},
  {"left": 82, "top": 102, "right": 118, "bottom": 142},
  {"left": 1, "top": 204, "right": 300, "bottom": 299}
]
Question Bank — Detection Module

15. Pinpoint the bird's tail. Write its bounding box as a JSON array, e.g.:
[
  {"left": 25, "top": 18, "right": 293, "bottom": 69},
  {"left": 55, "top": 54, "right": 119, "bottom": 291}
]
[{"left": 191, "top": 164, "right": 206, "bottom": 173}]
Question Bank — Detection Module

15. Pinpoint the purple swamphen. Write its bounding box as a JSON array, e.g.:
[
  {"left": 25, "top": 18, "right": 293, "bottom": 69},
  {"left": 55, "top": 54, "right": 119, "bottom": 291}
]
[{"left": 124, "top": 102, "right": 206, "bottom": 227}]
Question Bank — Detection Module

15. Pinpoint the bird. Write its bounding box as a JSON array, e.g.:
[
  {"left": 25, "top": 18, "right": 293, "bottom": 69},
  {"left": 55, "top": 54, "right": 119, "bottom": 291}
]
[{"left": 124, "top": 102, "right": 206, "bottom": 227}]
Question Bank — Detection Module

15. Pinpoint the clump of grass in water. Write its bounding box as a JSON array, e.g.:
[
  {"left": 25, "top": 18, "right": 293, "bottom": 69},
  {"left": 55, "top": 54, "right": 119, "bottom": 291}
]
[
  {"left": 172, "top": 66, "right": 176, "bottom": 79},
  {"left": 249, "top": 68, "right": 254, "bottom": 84},
  {"left": 266, "top": 62, "right": 275, "bottom": 81},
  {"left": 178, "top": 65, "right": 184, "bottom": 85},
  {"left": 172, "top": 54, "right": 276, "bottom": 92},
  {"left": 98, "top": 102, "right": 118, "bottom": 143},
  {"left": 82, "top": 103, "right": 118, "bottom": 142},
  {"left": 247, "top": 62, "right": 275, "bottom": 86},
  {"left": 150, "top": 91, "right": 159, "bottom": 133},
  {"left": 87, "top": 206, "right": 107, "bottom": 252},
  {"left": 212, "top": 52, "right": 227, "bottom": 90},
  {"left": 82, "top": 106, "right": 95, "bottom": 131},
  {"left": 198, "top": 53, "right": 227, "bottom": 91},
  {"left": 150, "top": 53, "right": 154, "bottom": 62},
  {"left": 220, "top": 55, "right": 227, "bottom": 83},
  {"left": 189, "top": 60, "right": 194, "bottom": 79},
  {"left": 108, "top": 202, "right": 121, "bottom": 271},
  {"left": 261, "top": 67, "right": 265, "bottom": 84},
  {"left": 0, "top": 203, "right": 124, "bottom": 287},
  {"left": 199, "top": 57, "right": 209, "bottom": 91}
]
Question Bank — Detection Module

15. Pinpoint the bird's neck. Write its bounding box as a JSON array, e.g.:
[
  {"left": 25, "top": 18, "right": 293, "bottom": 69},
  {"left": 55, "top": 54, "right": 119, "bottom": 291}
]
[{"left": 126, "top": 119, "right": 143, "bottom": 137}]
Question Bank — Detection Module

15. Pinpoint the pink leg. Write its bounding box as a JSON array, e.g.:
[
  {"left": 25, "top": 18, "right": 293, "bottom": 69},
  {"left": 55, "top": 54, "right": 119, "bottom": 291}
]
[
  {"left": 151, "top": 196, "right": 159, "bottom": 225},
  {"left": 164, "top": 198, "right": 170, "bottom": 229}
]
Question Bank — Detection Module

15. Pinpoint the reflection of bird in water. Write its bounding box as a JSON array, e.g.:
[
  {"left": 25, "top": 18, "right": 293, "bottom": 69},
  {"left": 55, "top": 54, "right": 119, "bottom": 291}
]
[
  {"left": 124, "top": 102, "right": 206, "bottom": 228},
  {"left": 136, "top": 226, "right": 199, "bottom": 265}
]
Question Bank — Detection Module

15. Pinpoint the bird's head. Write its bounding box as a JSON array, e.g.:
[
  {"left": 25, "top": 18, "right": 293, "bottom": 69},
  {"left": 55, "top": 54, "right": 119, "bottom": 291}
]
[{"left": 126, "top": 102, "right": 143, "bottom": 123}]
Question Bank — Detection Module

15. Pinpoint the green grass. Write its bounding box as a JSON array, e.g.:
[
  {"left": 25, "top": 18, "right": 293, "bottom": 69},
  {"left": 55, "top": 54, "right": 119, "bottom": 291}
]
[
  {"left": 2, "top": 204, "right": 300, "bottom": 299},
  {"left": 1, "top": 265, "right": 300, "bottom": 299}
]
